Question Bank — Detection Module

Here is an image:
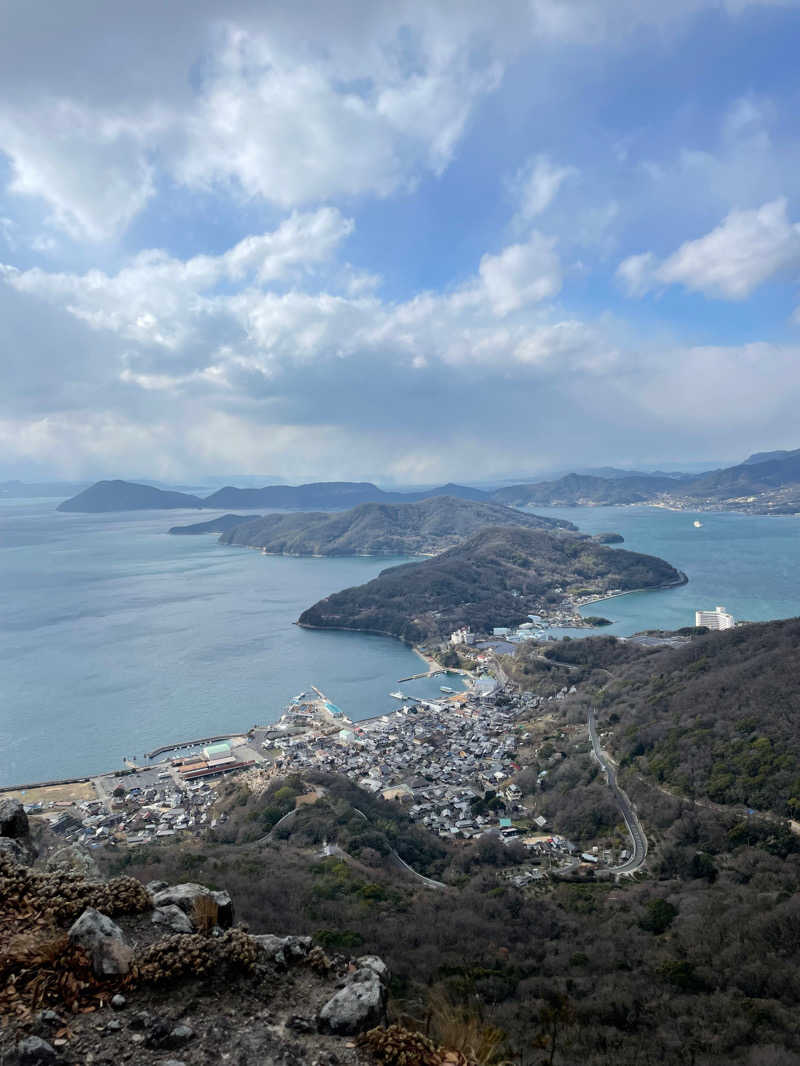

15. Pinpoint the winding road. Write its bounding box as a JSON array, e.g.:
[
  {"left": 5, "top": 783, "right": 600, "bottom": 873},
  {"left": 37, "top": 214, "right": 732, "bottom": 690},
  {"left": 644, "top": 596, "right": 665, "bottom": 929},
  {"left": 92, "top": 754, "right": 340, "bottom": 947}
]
[{"left": 588, "top": 708, "right": 648, "bottom": 875}]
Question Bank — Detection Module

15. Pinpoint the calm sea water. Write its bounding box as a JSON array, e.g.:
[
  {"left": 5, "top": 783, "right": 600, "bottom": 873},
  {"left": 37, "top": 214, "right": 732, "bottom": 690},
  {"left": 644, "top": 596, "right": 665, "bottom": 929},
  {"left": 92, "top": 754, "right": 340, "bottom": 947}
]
[
  {"left": 531, "top": 505, "right": 800, "bottom": 638},
  {"left": 2, "top": 499, "right": 799, "bottom": 785},
  {"left": 0, "top": 501, "right": 460, "bottom": 785}
]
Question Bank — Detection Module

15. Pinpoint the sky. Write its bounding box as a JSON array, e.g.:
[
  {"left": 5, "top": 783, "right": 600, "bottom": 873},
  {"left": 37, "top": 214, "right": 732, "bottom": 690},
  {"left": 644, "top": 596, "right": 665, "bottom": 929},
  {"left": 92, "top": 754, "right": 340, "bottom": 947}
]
[{"left": 2, "top": 0, "right": 800, "bottom": 485}]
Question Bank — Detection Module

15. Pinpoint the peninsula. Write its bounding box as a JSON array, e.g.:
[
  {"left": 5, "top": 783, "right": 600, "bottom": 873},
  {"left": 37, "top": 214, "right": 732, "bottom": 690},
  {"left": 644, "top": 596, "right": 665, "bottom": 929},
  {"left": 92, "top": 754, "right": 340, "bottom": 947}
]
[
  {"left": 298, "top": 524, "right": 685, "bottom": 643},
  {"left": 213, "top": 495, "right": 576, "bottom": 556}
]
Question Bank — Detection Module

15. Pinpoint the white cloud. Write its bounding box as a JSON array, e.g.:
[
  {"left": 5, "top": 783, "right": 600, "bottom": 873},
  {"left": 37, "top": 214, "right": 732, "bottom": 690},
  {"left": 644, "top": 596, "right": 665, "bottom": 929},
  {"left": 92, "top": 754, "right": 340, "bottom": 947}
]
[
  {"left": 0, "top": 100, "right": 158, "bottom": 241},
  {"left": 514, "top": 155, "right": 578, "bottom": 221},
  {"left": 618, "top": 199, "right": 800, "bottom": 299},
  {"left": 0, "top": 6, "right": 512, "bottom": 239},
  {"left": 478, "top": 233, "right": 562, "bottom": 315},
  {"left": 3, "top": 207, "right": 353, "bottom": 350}
]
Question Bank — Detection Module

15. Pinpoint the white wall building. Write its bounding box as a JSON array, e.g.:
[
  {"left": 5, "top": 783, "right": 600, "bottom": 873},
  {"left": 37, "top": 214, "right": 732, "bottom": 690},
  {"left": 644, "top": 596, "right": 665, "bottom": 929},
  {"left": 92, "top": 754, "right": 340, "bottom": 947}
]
[
  {"left": 450, "top": 627, "right": 474, "bottom": 645},
  {"left": 695, "top": 606, "right": 735, "bottom": 630}
]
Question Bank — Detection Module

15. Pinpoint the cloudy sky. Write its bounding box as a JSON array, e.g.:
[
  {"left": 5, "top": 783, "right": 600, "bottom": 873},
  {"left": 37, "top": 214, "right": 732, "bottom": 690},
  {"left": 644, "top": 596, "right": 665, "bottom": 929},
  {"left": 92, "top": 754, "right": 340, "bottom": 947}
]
[{"left": 2, "top": 0, "right": 800, "bottom": 484}]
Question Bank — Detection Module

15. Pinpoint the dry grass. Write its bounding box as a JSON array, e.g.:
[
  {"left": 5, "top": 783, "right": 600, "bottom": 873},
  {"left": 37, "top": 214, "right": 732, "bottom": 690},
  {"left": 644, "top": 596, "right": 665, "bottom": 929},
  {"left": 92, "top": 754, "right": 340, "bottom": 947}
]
[
  {"left": 419, "top": 988, "right": 511, "bottom": 1066},
  {"left": 192, "top": 895, "right": 219, "bottom": 935},
  {"left": 0, "top": 930, "right": 114, "bottom": 1019}
]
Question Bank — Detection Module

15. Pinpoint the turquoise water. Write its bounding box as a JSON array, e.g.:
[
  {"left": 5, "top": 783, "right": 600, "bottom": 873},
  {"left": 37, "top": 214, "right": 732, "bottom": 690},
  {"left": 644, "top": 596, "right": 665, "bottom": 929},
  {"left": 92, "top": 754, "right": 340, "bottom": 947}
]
[
  {"left": 2, "top": 499, "right": 798, "bottom": 785},
  {"left": 0, "top": 501, "right": 462, "bottom": 785},
  {"left": 530, "top": 505, "right": 800, "bottom": 638}
]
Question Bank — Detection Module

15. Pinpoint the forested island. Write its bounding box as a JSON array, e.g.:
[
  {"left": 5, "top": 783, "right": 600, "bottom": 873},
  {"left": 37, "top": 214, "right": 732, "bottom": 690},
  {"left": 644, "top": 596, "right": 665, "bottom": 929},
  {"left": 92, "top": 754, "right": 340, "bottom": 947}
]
[
  {"left": 57, "top": 480, "right": 205, "bottom": 512},
  {"left": 298, "top": 525, "right": 685, "bottom": 642},
  {"left": 212, "top": 495, "right": 575, "bottom": 556},
  {"left": 58, "top": 478, "right": 493, "bottom": 513}
]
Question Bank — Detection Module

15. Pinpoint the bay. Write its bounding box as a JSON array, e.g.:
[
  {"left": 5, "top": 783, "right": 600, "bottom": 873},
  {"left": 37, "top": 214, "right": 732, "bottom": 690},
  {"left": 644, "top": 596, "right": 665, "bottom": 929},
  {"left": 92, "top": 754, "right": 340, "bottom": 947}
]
[
  {"left": 529, "top": 505, "right": 800, "bottom": 638},
  {"left": 0, "top": 500, "right": 459, "bottom": 786},
  {"left": 3, "top": 499, "right": 799, "bottom": 786}
]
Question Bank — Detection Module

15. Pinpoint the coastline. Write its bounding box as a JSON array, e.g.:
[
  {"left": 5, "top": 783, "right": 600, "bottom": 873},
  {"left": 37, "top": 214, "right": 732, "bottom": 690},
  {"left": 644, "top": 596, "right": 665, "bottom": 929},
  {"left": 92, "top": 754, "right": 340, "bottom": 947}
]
[{"left": 576, "top": 572, "right": 688, "bottom": 611}]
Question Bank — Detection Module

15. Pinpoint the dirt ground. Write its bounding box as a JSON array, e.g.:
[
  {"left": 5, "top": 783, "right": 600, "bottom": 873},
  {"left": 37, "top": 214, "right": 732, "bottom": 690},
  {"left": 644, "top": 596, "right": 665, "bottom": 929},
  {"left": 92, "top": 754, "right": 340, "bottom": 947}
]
[{"left": 2, "top": 781, "right": 97, "bottom": 806}]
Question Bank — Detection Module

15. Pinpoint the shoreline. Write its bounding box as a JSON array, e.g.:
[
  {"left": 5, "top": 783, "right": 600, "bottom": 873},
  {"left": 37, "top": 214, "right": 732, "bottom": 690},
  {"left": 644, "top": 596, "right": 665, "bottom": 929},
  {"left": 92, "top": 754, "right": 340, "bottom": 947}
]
[{"left": 576, "top": 572, "right": 688, "bottom": 611}]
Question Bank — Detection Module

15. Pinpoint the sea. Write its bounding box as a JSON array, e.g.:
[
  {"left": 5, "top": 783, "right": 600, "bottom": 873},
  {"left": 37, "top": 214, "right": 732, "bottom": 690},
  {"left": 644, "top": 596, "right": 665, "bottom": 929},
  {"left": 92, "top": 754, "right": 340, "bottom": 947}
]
[{"left": 1, "top": 498, "right": 799, "bottom": 785}]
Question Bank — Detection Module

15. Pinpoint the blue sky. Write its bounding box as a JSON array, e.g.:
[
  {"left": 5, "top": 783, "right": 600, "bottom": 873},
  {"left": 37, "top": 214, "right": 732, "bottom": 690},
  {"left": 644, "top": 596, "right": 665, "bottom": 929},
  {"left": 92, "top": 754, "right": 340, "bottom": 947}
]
[{"left": 1, "top": 0, "right": 800, "bottom": 484}]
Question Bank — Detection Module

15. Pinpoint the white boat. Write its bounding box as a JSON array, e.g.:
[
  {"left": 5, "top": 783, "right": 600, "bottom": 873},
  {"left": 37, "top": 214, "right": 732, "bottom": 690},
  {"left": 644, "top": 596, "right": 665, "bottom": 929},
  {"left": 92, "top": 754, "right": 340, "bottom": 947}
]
[
  {"left": 693, "top": 520, "right": 703, "bottom": 528},
  {"left": 390, "top": 691, "right": 406, "bottom": 700},
  {"left": 440, "top": 685, "right": 455, "bottom": 694}
]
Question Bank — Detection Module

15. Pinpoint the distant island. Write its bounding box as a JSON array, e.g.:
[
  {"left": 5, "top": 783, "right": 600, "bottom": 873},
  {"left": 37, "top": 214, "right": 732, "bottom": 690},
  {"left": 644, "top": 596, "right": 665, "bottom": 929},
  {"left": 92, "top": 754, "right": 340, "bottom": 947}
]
[
  {"left": 58, "top": 478, "right": 492, "bottom": 513},
  {"left": 57, "top": 480, "right": 205, "bottom": 512},
  {"left": 211, "top": 496, "right": 576, "bottom": 556},
  {"left": 57, "top": 449, "right": 800, "bottom": 515},
  {"left": 298, "top": 524, "right": 686, "bottom": 643}
]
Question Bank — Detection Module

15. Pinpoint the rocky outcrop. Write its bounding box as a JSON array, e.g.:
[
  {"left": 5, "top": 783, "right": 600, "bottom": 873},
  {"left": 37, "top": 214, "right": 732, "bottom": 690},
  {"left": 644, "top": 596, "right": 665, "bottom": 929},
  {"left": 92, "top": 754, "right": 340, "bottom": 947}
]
[
  {"left": 151, "top": 883, "right": 234, "bottom": 928},
  {"left": 0, "top": 798, "right": 35, "bottom": 863},
  {"left": 1, "top": 848, "right": 394, "bottom": 1066},
  {"left": 317, "top": 963, "right": 388, "bottom": 1035},
  {"left": 251, "top": 933, "right": 312, "bottom": 967},
  {"left": 0, "top": 799, "right": 29, "bottom": 840},
  {"left": 68, "top": 908, "right": 133, "bottom": 977}
]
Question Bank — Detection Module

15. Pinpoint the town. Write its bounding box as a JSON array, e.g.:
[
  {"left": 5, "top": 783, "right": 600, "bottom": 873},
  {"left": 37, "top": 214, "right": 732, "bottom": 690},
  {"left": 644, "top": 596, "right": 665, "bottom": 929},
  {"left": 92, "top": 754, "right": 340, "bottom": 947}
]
[{"left": 8, "top": 659, "right": 636, "bottom": 880}]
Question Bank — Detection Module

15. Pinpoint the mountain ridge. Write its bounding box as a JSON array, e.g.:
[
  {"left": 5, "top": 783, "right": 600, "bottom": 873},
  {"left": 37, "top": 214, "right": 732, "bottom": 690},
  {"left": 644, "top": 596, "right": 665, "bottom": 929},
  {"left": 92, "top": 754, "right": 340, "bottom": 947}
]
[{"left": 213, "top": 496, "right": 576, "bottom": 556}]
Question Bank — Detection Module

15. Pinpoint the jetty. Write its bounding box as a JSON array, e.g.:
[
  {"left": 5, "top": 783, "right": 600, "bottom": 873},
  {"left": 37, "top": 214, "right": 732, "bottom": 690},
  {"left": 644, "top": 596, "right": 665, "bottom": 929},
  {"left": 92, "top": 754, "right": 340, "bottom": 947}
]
[
  {"left": 396, "top": 669, "right": 443, "bottom": 682},
  {"left": 144, "top": 732, "right": 243, "bottom": 760}
]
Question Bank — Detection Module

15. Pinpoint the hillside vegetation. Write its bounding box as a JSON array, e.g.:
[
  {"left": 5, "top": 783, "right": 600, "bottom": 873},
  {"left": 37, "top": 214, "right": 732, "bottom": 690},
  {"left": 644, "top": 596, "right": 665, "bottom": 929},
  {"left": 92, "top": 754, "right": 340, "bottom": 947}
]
[
  {"left": 594, "top": 618, "right": 800, "bottom": 817},
  {"left": 298, "top": 525, "right": 684, "bottom": 642},
  {"left": 217, "top": 496, "right": 574, "bottom": 556}
]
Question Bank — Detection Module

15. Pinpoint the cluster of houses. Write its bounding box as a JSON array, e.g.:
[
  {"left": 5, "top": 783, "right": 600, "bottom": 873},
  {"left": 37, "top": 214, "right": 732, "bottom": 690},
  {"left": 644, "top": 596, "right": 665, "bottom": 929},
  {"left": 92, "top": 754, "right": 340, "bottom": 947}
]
[
  {"left": 266, "top": 685, "right": 580, "bottom": 860},
  {"left": 31, "top": 778, "right": 224, "bottom": 848}
]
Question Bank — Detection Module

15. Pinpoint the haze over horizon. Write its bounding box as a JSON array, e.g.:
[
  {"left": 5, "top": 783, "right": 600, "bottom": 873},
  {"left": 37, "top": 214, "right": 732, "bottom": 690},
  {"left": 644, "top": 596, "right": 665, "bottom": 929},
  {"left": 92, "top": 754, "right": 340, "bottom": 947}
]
[{"left": 3, "top": 1, "right": 800, "bottom": 483}]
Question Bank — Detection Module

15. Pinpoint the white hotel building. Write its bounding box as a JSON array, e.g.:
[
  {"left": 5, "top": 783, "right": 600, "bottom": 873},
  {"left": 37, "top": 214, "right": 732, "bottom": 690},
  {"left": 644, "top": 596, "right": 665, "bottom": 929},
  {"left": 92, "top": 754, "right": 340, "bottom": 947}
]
[{"left": 695, "top": 606, "right": 735, "bottom": 630}]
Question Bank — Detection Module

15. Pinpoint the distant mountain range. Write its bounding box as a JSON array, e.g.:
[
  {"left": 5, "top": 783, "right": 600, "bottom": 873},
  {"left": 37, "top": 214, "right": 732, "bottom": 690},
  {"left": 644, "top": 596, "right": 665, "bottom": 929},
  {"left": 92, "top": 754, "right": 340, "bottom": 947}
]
[
  {"left": 56, "top": 447, "right": 800, "bottom": 515},
  {"left": 57, "top": 479, "right": 492, "bottom": 513},
  {"left": 297, "top": 524, "right": 685, "bottom": 643},
  {"left": 493, "top": 449, "right": 800, "bottom": 513},
  {"left": 202, "top": 496, "right": 576, "bottom": 556}
]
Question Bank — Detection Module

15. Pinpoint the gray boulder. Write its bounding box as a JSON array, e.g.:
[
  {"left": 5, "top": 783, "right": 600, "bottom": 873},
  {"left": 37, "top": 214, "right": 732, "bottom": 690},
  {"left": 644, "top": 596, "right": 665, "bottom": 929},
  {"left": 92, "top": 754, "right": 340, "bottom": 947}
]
[
  {"left": 251, "top": 933, "right": 312, "bottom": 967},
  {"left": 317, "top": 966, "right": 386, "bottom": 1035},
  {"left": 68, "top": 908, "right": 133, "bottom": 977},
  {"left": 146, "top": 879, "right": 169, "bottom": 894},
  {"left": 0, "top": 798, "right": 28, "bottom": 839},
  {"left": 16, "top": 1036, "right": 57, "bottom": 1065},
  {"left": 356, "top": 955, "right": 390, "bottom": 983},
  {"left": 152, "top": 904, "right": 193, "bottom": 934},
  {"left": 151, "top": 883, "right": 234, "bottom": 928}
]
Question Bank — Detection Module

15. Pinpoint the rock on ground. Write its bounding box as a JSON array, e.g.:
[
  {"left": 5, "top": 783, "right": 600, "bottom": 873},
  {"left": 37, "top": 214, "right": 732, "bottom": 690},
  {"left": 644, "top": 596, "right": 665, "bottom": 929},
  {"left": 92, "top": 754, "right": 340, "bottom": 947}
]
[
  {"left": 15, "top": 1035, "right": 57, "bottom": 1065},
  {"left": 151, "top": 883, "right": 234, "bottom": 928},
  {"left": 317, "top": 965, "right": 387, "bottom": 1035},
  {"left": 0, "top": 799, "right": 28, "bottom": 840},
  {"left": 68, "top": 907, "right": 133, "bottom": 977},
  {"left": 251, "top": 934, "right": 312, "bottom": 967},
  {"left": 152, "top": 904, "right": 194, "bottom": 934}
]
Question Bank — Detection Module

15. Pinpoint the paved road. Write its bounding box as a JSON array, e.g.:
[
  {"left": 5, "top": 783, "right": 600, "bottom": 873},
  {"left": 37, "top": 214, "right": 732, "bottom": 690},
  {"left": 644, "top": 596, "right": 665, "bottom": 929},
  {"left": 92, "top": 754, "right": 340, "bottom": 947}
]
[{"left": 588, "top": 708, "right": 648, "bottom": 875}]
